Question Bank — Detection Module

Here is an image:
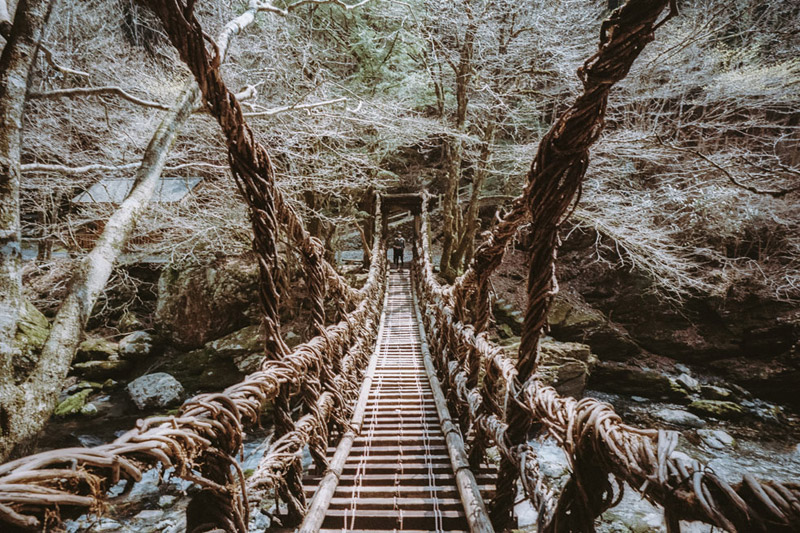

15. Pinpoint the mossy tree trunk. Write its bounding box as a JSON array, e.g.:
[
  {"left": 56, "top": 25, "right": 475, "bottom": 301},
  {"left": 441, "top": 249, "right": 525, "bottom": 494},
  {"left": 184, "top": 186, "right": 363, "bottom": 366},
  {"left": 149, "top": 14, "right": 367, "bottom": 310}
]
[{"left": 0, "top": 0, "right": 57, "bottom": 461}]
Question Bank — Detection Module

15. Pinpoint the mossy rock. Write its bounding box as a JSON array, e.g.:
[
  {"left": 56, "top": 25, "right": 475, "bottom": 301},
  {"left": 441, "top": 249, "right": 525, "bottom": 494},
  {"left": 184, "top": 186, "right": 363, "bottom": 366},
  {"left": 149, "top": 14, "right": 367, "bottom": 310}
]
[
  {"left": 73, "top": 359, "right": 133, "bottom": 380},
  {"left": 76, "top": 337, "right": 119, "bottom": 362},
  {"left": 589, "top": 362, "right": 691, "bottom": 403},
  {"left": 700, "top": 384, "right": 735, "bottom": 401},
  {"left": 688, "top": 400, "right": 745, "bottom": 420},
  {"left": 55, "top": 389, "right": 92, "bottom": 417}
]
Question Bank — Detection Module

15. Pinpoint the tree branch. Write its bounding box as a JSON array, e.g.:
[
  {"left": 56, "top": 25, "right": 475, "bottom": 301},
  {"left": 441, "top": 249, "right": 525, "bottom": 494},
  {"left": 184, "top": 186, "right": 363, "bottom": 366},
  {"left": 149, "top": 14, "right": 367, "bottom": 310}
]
[
  {"left": 38, "top": 43, "right": 90, "bottom": 77},
  {"left": 20, "top": 160, "right": 226, "bottom": 175},
  {"left": 29, "top": 84, "right": 259, "bottom": 112},
  {"left": 656, "top": 136, "right": 800, "bottom": 198},
  {"left": 243, "top": 96, "right": 347, "bottom": 117},
  {"left": 29, "top": 86, "right": 170, "bottom": 109}
]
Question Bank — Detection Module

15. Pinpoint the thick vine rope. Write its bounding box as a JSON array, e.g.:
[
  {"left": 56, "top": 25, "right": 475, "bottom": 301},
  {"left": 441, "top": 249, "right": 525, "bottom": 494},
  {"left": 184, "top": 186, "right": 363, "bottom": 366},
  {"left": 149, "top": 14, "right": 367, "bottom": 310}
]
[
  {"left": 412, "top": 198, "right": 800, "bottom": 532},
  {"left": 0, "top": 248, "right": 384, "bottom": 531},
  {"left": 0, "top": 0, "right": 386, "bottom": 528}
]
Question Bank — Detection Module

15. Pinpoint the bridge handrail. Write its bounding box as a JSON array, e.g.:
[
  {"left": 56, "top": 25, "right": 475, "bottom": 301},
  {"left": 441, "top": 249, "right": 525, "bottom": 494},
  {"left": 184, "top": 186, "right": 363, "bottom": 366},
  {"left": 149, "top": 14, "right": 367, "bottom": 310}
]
[
  {"left": 412, "top": 199, "right": 800, "bottom": 532},
  {"left": 0, "top": 241, "right": 386, "bottom": 531}
]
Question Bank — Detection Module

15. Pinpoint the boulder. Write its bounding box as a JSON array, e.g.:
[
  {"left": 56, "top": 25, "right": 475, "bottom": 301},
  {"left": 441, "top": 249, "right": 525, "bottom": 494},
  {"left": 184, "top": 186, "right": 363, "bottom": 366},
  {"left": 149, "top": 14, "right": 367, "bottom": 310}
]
[
  {"left": 547, "top": 293, "right": 640, "bottom": 361},
  {"left": 55, "top": 389, "right": 92, "bottom": 417},
  {"left": 73, "top": 359, "right": 133, "bottom": 380},
  {"left": 700, "top": 384, "right": 734, "bottom": 401},
  {"left": 207, "top": 324, "right": 264, "bottom": 373},
  {"left": 76, "top": 337, "right": 119, "bottom": 362},
  {"left": 537, "top": 340, "right": 597, "bottom": 398},
  {"left": 127, "top": 372, "right": 184, "bottom": 410},
  {"left": 697, "top": 429, "right": 735, "bottom": 450},
  {"left": 688, "top": 400, "right": 745, "bottom": 420},
  {"left": 653, "top": 408, "right": 706, "bottom": 428},
  {"left": 589, "top": 362, "right": 691, "bottom": 403},
  {"left": 675, "top": 373, "right": 699, "bottom": 392},
  {"left": 119, "top": 331, "right": 155, "bottom": 360},
  {"left": 155, "top": 255, "right": 260, "bottom": 349}
]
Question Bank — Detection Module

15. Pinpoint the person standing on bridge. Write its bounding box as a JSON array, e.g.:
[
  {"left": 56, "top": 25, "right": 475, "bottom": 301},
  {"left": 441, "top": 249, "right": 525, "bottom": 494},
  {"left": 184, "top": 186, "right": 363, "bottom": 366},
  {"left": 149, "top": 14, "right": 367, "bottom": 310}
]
[{"left": 392, "top": 232, "right": 405, "bottom": 270}]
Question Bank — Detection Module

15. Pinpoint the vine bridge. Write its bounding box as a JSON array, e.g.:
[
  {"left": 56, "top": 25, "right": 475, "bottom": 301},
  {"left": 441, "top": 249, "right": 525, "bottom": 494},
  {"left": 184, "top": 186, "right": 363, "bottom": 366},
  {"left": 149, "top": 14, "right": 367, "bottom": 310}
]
[{"left": 2, "top": 1, "right": 800, "bottom": 532}]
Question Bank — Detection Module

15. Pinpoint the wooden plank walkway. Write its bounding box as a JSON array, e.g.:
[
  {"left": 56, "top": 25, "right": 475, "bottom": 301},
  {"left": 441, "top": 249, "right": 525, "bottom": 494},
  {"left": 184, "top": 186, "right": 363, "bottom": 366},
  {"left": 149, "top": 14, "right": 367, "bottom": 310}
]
[{"left": 299, "top": 270, "right": 495, "bottom": 532}]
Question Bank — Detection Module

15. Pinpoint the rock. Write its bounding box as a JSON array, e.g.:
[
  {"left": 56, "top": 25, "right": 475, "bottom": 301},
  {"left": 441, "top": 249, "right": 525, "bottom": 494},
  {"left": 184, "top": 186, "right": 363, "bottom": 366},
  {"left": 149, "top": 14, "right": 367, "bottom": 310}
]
[
  {"left": 207, "top": 324, "right": 265, "bottom": 373},
  {"left": 285, "top": 330, "right": 301, "bottom": 349},
  {"left": 492, "top": 299, "right": 523, "bottom": 336},
  {"left": 118, "top": 311, "right": 144, "bottom": 332},
  {"left": 155, "top": 255, "right": 260, "bottom": 349},
  {"left": 537, "top": 340, "right": 597, "bottom": 398},
  {"left": 496, "top": 323, "right": 514, "bottom": 339},
  {"left": 11, "top": 300, "right": 51, "bottom": 380},
  {"left": 80, "top": 402, "right": 98, "bottom": 416},
  {"left": 76, "top": 337, "right": 119, "bottom": 362},
  {"left": 700, "top": 384, "right": 734, "bottom": 401},
  {"left": 589, "top": 362, "right": 691, "bottom": 403},
  {"left": 675, "top": 373, "right": 699, "bottom": 392},
  {"left": 547, "top": 293, "right": 640, "bottom": 361},
  {"left": 158, "top": 495, "right": 177, "bottom": 508},
  {"left": 675, "top": 363, "right": 691, "bottom": 374},
  {"left": 697, "top": 429, "right": 735, "bottom": 450},
  {"left": 63, "top": 380, "right": 103, "bottom": 395},
  {"left": 688, "top": 400, "right": 745, "bottom": 420},
  {"left": 119, "top": 330, "right": 155, "bottom": 360},
  {"left": 631, "top": 396, "right": 648, "bottom": 403},
  {"left": 55, "top": 389, "right": 92, "bottom": 417},
  {"left": 127, "top": 372, "right": 184, "bottom": 410},
  {"left": 93, "top": 519, "right": 123, "bottom": 532},
  {"left": 654, "top": 408, "right": 706, "bottom": 428},
  {"left": 134, "top": 510, "right": 163, "bottom": 521},
  {"left": 207, "top": 324, "right": 262, "bottom": 357},
  {"left": 73, "top": 359, "right": 133, "bottom": 380},
  {"left": 234, "top": 353, "right": 264, "bottom": 374}
]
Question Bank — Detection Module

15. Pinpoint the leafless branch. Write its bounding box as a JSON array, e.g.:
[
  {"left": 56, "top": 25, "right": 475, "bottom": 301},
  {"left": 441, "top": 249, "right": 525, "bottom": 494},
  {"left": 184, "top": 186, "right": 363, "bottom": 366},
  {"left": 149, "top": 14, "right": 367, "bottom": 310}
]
[
  {"left": 29, "top": 84, "right": 258, "bottom": 112},
  {"left": 38, "top": 43, "right": 91, "bottom": 77},
  {"left": 21, "top": 161, "right": 227, "bottom": 175},
  {"left": 29, "top": 86, "right": 170, "bottom": 110},
  {"left": 656, "top": 136, "right": 800, "bottom": 198},
  {"left": 244, "top": 96, "right": 347, "bottom": 117}
]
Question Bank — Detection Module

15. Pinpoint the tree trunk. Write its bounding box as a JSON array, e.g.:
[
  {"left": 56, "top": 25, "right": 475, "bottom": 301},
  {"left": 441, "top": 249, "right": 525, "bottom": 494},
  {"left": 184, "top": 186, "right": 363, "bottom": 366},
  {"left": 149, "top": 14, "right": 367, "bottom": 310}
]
[
  {"left": 438, "top": 13, "right": 477, "bottom": 281},
  {"left": 0, "top": 0, "right": 57, "bottom": 457},
  {"left": 0, "top": 86, "right": 198, "bottom": 461},
  {"left": 438, "top": 137, "right": 461, "bottom": 281},
  {"left": 451, "top": 121, "right": 494, "bottom": 271},
  {"left": 0, "top": 0, "right": 274, "bottom": 461}
]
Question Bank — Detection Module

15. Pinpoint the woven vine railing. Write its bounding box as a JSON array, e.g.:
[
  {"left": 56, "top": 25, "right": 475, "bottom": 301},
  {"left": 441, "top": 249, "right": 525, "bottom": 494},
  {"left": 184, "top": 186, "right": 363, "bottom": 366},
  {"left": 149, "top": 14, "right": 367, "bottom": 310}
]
[
  {"left": 0, "top": 0, "right": 387, "bottom": 529},
  {"left": 411, "top": 195, "right": 800, "bottom": 533}
]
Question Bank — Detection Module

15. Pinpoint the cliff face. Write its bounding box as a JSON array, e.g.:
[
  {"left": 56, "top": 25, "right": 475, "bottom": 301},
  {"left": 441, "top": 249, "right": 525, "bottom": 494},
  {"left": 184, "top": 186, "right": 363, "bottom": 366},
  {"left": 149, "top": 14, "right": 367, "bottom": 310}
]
[{"left": 491, "top": 234, "right": 800, "bottom": 410}]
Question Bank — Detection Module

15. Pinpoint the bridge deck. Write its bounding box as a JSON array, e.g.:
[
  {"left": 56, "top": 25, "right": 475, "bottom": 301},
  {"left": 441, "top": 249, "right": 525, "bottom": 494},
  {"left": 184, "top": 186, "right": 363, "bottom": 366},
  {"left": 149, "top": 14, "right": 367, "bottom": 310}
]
[{"left": 301, "top": 270, "right": 495, "bottom": 532}]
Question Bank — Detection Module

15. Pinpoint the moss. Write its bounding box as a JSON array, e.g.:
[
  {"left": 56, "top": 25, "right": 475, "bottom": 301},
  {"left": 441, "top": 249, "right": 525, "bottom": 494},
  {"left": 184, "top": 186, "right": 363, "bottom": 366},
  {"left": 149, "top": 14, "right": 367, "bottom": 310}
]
[
  {"left": 688, "top": 400, "right": 745, "bottom": 420},
  {"left": 55, "top": 389, "right": 92, "bottom": 417}
]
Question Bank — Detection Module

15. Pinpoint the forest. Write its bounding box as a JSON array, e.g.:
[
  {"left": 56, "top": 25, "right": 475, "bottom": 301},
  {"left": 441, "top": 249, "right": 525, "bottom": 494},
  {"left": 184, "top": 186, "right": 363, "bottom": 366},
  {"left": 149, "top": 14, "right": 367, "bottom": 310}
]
[{"left": 0, "top": 0, "right": 799, "bottom": 532}]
